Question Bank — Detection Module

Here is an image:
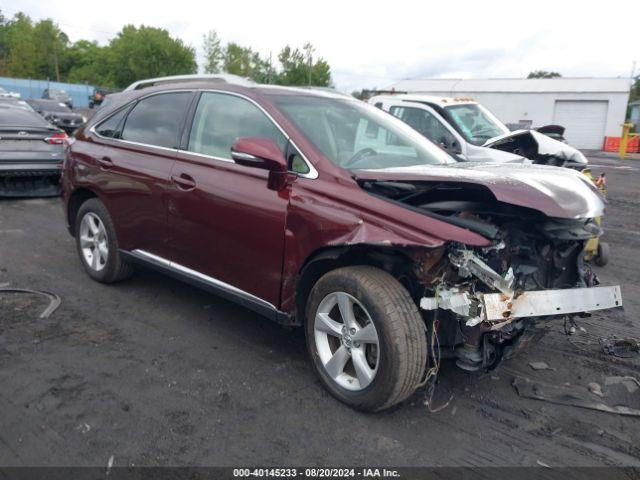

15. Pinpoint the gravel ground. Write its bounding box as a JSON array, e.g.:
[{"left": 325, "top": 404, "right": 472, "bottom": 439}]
[{"left": 0, "top": 154, "right": 638, "bottom": 467}]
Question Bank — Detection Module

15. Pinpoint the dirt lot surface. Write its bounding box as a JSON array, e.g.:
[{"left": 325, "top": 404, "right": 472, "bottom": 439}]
[{"left": 0, "top": 154, "right": 638, "bottom": 467}]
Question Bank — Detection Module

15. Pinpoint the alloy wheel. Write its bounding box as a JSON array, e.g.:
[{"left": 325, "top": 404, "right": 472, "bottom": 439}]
[
  {"left": 314, "top": 292, "right": 380, "bottom": 391},
  {"left": 79, "top": 212, "right": 109, "bottom": 272}
]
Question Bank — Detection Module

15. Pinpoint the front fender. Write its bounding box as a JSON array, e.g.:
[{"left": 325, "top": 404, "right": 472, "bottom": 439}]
[{"left": 279, "top": 179, "right": 490, "bottom": 314}]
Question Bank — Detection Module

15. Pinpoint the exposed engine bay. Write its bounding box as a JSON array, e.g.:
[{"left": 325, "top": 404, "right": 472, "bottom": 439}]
[{"left": 360, "top": 178, "right": 622, "bottom": 372}]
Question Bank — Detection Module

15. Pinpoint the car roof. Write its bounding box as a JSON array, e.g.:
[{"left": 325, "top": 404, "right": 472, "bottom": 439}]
[
  {"left": 122, "top": 74, "right": 352, "bottom": 100},
  {"left": 101, "top": 80, "right": 354, "bottom": 112},
  {"left": 90, "top": 77, "right": 358, "bottom": 129},
  {"left": 0, "top": 107, "right": 56, "bottom": 128},
  {"left": 29, "top": 98, "right": 65, "bottom": 105},
  {"left": 370, "top": 93, "right": 478, "bottom": 107},
  {"left": 0, "top": 98, "right": 33, "bottom": 109}
]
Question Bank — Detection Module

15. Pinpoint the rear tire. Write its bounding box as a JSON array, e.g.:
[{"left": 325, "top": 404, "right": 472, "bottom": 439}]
[
  {"left": 75, "top": 198, "right": 133, "bottom": 283},
  {"left": 305, "top": 266, "right": 427, "bottom": 412}
]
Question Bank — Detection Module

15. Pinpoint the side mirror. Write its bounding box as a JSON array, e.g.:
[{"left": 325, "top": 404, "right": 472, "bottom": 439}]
[
  {"left": 439, "top": 136, "right": 462, "bottom": 155},
  {"left": 231, "top": 137, "right": 289, "bottom": 191},
  {"left": 450, "top": 140, "right": 462, "bottom": 155}
]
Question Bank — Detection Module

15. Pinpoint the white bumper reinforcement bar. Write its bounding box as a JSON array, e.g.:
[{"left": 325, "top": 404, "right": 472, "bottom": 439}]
[{"left": 421, "top": 285, "right": 622, "bottom": 325}]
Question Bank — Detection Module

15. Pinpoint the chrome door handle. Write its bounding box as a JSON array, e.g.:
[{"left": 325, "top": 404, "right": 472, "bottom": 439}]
[
  {"left": 97, "top": 156, "right": 114, "bottom": 169},
  {"left": 171, "top": 173, "right": 196, "bottom": 191}
]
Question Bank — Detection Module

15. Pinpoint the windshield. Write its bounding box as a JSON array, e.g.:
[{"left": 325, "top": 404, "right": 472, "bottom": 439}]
[
  {"left": 269, "top": 94, "right": 454, "bottom": 170},
  {"left": 444, "top": 103, "right": 509, "bottom": 146}
]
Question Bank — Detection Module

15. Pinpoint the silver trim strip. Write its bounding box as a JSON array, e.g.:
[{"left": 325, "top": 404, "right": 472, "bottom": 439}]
[
  {"left": 178, "top": 149, "right": 235, "bottom": 164},
  {"left": 132, "top": 249, "right": 277, "bottom": 311},
  {"left": 124, "top": 74, "right": 255, "bottom": 91},
  {"left": 231, "top": 151, "right": 257, "bottom": 161},
  {"left": 107, "top": 135, "right": 179, "bottom": 154}
]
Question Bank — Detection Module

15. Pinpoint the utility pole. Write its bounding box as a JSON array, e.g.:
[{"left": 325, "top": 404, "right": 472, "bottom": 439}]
[
  {"left": 268, "top": 52, "right": 272, "bottom": 84},
  {"left": 53, "top": 46, "right": 60, "bottom": 82}
]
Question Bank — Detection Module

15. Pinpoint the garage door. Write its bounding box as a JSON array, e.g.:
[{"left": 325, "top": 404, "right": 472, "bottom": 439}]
[{"left": 553, "top": 100, "right": 608, "bottom": 150}]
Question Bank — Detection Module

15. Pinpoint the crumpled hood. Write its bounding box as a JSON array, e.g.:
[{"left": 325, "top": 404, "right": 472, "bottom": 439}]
[
  {"left": 354, "top": 162, "right": 605, "bottom": 219},
  {"left": 484, "top": 129, "right": 588, "bottom": 166}
]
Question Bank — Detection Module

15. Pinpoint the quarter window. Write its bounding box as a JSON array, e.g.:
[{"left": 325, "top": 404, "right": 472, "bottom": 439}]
[
  {"left": 188, "top": 92, "right": 286, "bottom": 160},
  {"left": 95, "top": 106, "right": 130, "bottom": 138},
  {"left": 286, "top": 143, "right": 310, "bottom": 174},
  {"left": 121, "top": 92, "right": 191, "bottom": 148}
]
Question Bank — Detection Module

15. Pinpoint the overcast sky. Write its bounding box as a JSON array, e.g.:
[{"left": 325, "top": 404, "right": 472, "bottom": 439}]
[{"left": 6, "top": 0, "right": 638, "bottom": 92}]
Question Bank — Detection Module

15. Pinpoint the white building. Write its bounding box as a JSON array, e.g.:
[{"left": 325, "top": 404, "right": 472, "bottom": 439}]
[{"left": 385, "top": 78, "right": 631, "bottom": 150}]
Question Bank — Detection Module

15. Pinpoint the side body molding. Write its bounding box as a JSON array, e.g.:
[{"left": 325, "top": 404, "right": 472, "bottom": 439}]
[{"left": 121, "top": 249, "right": 291, "bottom": 324}]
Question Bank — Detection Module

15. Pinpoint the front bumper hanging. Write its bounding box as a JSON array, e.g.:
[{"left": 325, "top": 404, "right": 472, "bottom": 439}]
[{"left": 420, "top": 285, "right": 623, "bottom": 326}]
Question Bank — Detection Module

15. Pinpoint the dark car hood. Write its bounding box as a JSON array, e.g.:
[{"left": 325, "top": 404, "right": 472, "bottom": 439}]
[
  {"left": 42, "top": 110, "right": 82, "bottom": 120},
  {"left": 353, "top": 162, "right": 604, "bottom": 219}
]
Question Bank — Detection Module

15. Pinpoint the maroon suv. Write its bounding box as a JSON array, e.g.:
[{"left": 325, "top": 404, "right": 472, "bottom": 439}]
[{"left": 62, "top": 77, "right": 622, "bottom": 411}]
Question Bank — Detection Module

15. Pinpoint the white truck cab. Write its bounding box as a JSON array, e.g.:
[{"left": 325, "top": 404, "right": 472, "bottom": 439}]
[{"left": 369, "top": 94, "right": 588, "bottom": 168}]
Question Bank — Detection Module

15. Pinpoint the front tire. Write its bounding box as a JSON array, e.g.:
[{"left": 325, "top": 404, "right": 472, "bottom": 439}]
[
  {"left": 305, "top": 266, "right": 427, "bottom": 412},
  {"left": 595, "top": 241, "right": 610, "bottom": 267},
  {"left": 75, "top": 198, "right": 133, "bottom": 283}
]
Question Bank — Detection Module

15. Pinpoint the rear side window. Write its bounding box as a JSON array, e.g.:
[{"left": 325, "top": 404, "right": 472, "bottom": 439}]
[
  {"left": 121, "top": 92, "right": 191, "bottom": 148},
  {"left": 187, "top": 92, "right": 286, "bottom": 160},
  {"left": 95, "top": 107, "right": 129, "bottom": 138}
]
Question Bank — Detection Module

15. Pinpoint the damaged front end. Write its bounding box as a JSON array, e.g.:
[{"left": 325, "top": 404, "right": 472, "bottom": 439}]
[
  {"left": 359, "top": 175, "right": 623, "bottom": 372},
  {"left": 420, "top": 241, "right": 621, "bottom": 371}
]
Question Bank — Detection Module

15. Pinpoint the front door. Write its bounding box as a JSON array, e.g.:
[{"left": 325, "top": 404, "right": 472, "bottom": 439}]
[{"left": 167, "top": 91, "right": 290, "bottom": 309}]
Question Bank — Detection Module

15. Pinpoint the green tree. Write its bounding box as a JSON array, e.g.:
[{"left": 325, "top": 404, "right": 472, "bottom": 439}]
[
  {"left": 4, "top": 13, "right": 38, "bottom": 78},
  {"left": 32, "top": 19, "right": 68, "bottom": 81},
  {"left": 630, "top": 75, "right": 640, "bottom": 103},
  {"left": 63, "top": 40, "right": 111, "bottom": 85},
  {"left": 0, "top": 10, "right": 10, "bottom": 74},
  {"left": 527, "top": 70, "right": 562, "bottom": 79},
  {"left": 202, "top": 30, "right": 224, "bottom": 74},
  {"left": 107, "top": 25, "right": 197, "bottom": 88},
  {"left": 276, "top": 42, "right": 332, "bottom": 87},
  {"left": 222, "top": 42, "right": 271, "bottom": 83},
  {"left": 223, "top": 42, "right": 253, "bottom": 76}
]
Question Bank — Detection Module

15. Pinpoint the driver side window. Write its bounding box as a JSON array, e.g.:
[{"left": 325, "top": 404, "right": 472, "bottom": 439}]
[
  {"left": 390, "top": 106, "right": 456, "bottom": 149},
  {"left": 188, "top": 92, "right": 286, "bottom": 160}
]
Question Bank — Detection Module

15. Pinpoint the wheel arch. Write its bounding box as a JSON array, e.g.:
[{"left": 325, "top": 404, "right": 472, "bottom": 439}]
[
  {"left": 294, "top": 243, "right": 429, "bottom": 326},
  {"left": 67, "top": 187, "right": 100, "bottom": 236}
]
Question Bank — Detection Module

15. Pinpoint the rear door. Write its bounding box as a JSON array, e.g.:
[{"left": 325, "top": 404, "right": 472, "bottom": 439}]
[
  {"left": 88, "top": 91, "right": 194, "bottom": 257},
  {"left": 167, "top": 91, "right": 290, "bottom": 309}
]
